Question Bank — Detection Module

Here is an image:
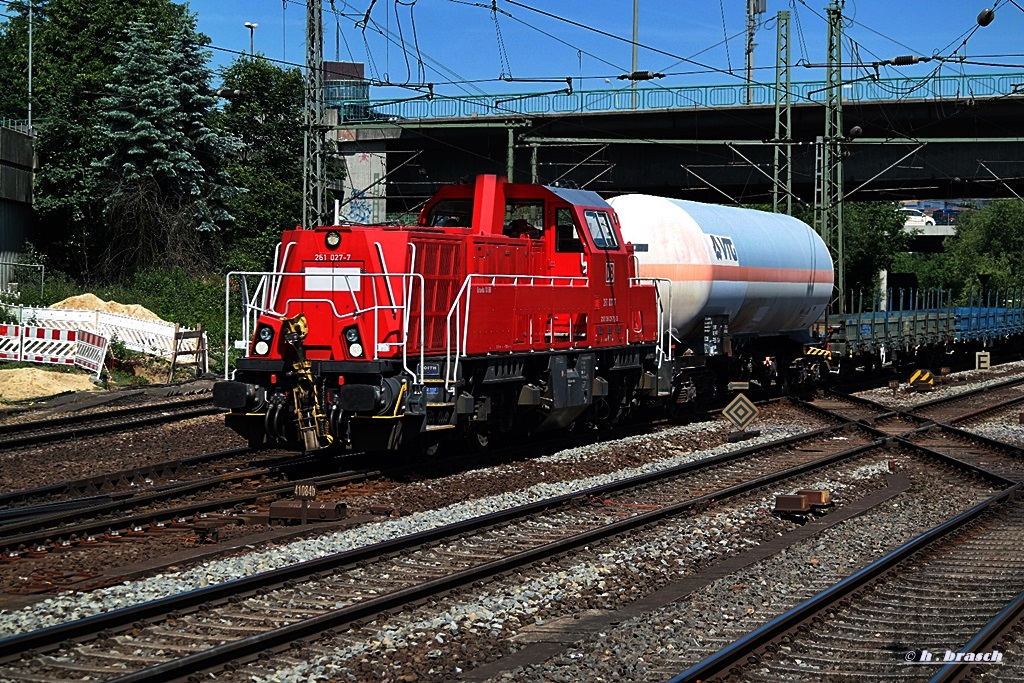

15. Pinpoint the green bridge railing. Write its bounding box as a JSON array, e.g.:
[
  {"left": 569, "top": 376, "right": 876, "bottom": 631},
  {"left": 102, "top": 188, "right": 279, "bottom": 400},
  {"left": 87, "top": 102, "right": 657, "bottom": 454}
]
[{"left": 333, "top": 71, "right": 1024, "bottom": 123}]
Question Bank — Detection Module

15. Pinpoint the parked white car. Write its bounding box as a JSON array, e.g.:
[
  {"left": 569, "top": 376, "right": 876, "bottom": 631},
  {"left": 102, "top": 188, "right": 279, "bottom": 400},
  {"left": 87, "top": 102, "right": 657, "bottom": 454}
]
[{"left": 900, "top": 207, "right": 936, "bottom": 228}]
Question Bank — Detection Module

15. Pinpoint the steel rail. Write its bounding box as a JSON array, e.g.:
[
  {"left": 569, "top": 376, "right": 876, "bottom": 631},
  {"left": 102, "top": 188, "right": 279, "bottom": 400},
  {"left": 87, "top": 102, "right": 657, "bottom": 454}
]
[
  {"left": 0, "top": 462, "right": 381, "bottom": 553},
  {"left": 912, "top": 422, "right": 1024, "bottom": 459},
  {"left": 796, "top": 394, "right": 900, "bottom": 425},
  {"left": 0, "top": 402, "right": 224, "bottom": 450},
  {"left": 888, "top": 436, "right": 1019, "bottom": 488},
  {"left": 907, "top": 376, "right": 1024, "bottom": 413},
  {"left": 0, "top": 396, "right": 214, "bottom": 436},
  {"left": 945, "top": 393, "right": 1024, "bottom": 426},
  {"left": 668, "top": 484, "right": 1022, "bottom": 683},
  {"left": 927, "top": 588, "right": 1024, "bottom": 683},
  {"left": 0, "top": 447, "right": 250, "bottom": 510}
]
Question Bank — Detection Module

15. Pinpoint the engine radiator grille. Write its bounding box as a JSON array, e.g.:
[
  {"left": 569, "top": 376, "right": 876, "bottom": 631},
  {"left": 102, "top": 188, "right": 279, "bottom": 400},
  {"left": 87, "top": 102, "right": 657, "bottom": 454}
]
[{"left": 409, "top": 238, "right": 462, "bottom": 351}]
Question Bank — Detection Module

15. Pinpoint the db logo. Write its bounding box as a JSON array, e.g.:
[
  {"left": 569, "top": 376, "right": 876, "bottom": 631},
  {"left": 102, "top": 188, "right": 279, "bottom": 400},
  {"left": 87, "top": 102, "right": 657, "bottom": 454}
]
[{"left": 605, "top": 260, "right": 615, "bottom": 284}]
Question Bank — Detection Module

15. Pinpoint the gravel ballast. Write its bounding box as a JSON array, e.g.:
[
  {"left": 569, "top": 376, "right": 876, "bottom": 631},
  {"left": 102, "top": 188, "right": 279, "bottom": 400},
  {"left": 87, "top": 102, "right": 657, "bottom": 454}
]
[{"left": 0, "top": 421, "right": 812, "bottom": 637}]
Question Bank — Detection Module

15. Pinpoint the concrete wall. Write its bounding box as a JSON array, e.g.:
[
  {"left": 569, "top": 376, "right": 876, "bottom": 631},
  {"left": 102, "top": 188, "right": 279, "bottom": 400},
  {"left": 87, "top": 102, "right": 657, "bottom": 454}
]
[{"left": 332, "top": 120, "right": 397, "bottom": 225}]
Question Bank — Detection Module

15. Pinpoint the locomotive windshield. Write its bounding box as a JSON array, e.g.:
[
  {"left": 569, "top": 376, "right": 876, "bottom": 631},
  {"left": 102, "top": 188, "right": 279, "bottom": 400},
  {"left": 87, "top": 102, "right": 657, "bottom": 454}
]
[{"left": 584, "top": 210, "right": 619, "bottom": 249}]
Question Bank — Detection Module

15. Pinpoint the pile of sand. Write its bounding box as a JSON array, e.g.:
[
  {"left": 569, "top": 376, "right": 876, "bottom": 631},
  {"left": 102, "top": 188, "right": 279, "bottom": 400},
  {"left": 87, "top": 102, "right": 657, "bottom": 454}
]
[
  {"left": 52, "top": 293, "right": 165, "bottom": 322},
  {"left": 0, "top": 367, "right": 98, "bottom": 402}
]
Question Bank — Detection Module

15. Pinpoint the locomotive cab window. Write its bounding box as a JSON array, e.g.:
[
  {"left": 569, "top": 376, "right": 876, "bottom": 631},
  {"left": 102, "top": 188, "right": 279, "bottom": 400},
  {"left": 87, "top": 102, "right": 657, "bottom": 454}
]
[
  {"left": 504, "top": 201, "right": 544, "bottom": 239},
  {"left": 427, "top": 199, "right": 472, "bottom": 227},
  {"left": 584, "top": 210, "right": 619, "bottom": 249},
  {"left": 555, "top": 207, "right": 584, "bottom": 253}
]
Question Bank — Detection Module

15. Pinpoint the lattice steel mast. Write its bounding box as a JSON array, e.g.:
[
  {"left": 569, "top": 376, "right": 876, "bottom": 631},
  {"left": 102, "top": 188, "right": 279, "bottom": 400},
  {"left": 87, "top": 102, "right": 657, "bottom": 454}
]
[
  {"left": 772, "top": 9, "right": 792, "bottom": 215},
  {"left": 303, "top": 0, "right": 327, "bottom": 229},
  {"left": 814, "top": 0, "right": 845, "bottom": 312}
]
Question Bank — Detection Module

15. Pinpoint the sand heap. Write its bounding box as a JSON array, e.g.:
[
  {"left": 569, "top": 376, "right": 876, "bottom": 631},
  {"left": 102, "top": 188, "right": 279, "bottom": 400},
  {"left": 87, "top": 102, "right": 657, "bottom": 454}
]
[
  {"left": 52, "top": 293, "right": 165, "bottom": 322},
  {"left": 0, "top": 367, "right": 98, "bottom": 401}
]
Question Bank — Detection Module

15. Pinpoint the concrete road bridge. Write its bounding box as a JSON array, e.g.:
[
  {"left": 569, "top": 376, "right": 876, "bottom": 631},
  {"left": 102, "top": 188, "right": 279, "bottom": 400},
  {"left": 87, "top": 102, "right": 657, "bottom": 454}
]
[{"left": 332, "top": 71, "right": 1024, "bottom": 215}]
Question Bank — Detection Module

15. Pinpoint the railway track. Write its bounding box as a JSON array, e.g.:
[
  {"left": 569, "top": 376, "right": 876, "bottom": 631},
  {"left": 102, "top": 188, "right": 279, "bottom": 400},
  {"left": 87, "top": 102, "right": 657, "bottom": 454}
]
[
  {"left": 0, "top": 396, "right": 222, "bottom": 449},
  {"left": 672, "top": 485, "right": 1024, "bottom": 683},
  {"left": 0, "top": 414, "right": 684, "bottom": 569},
  {"left": 0, "top": 452, "right": 331, "bottom": 555},
  {"left": 904, "top": 425, "right": 1024, "bottom": 483},
  {"left": 910, "top": 376, "right": 1024, "bottom": 425},
  {"left": 0, "top": 424, "right": 906, "bottom": 682},
  {"left": 0, "top": 372, "right": 1020, "bottom": 680},
  {"left": 0, "top": 446, "right": 253, "bottom": 512},
  {"left": 797, "top": 380, "right": 1024, "bottom": 482}
]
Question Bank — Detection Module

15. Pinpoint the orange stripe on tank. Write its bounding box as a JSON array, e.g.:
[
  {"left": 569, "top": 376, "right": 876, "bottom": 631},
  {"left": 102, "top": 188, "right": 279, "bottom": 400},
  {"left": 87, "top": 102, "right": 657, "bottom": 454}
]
[{"left": 640, "top": 263, "right": 834, "bottom": 284}]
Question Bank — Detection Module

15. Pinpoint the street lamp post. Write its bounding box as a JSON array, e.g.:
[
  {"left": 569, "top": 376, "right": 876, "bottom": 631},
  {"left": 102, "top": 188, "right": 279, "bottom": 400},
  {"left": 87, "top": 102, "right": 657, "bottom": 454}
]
[{"left": 244, "top": 22, "right": 258, "bottom": 56}]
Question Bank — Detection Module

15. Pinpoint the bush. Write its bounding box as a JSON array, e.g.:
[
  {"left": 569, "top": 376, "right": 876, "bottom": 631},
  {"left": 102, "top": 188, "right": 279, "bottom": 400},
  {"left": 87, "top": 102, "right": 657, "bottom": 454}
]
[
  {"left": 12, "top": 267, "right": 235, "bottom": 374},
  {"left": 103, "top": 269, "right": 233, "bottom": 373}
]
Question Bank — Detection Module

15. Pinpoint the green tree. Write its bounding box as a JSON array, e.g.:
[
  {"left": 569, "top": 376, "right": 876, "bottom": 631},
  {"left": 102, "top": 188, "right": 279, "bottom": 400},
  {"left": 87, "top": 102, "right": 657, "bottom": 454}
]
[
  {"left": 0, "top": 2, "right": 31, "bottom": 120},
  {"left": 212, "top": 56, "right": 305, "bottom": 271},
  {"left": 93, "top": 14, "right": 240, "bottom": 280},
  {"left": 897, "top": 200, "right": 1024, "bottom": 302}
]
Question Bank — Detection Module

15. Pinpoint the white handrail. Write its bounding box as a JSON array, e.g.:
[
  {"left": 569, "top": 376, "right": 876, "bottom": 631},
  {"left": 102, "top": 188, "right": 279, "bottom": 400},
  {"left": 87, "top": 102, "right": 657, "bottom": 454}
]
[
  {"left": 269, "top": 241, "right": 297, "bottom": 312},
  {"left": 402, "top": 243, "right": 424, "bottom": 382},
  {"left": 443, "top": 272, "right": 590, "bottom": 390},
  {"left": 224, "top": 269, "right": 426, "bottom": 382},
  {"left": 374, "top": 242, "right": 399, "bottom": 319},
  {"left": 630, "top": 277, "right": 673, "bottom": 366}
]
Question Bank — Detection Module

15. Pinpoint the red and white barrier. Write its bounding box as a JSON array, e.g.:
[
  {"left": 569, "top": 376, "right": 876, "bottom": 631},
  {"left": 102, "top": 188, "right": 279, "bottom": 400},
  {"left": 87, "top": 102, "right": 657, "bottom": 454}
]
[
  {"left": 20, "top": 326, "right": 77, "bottom": 367},
  {"left": 74, "top": 330, "right": 109, "bottom": 378},
  {"left": 0, "top": 324, "right": 109, "bottom": 378},
  {"left": 2, "top": 306, "right": 204, "bottom": 379},
  {"left": 0, "top": 324, "right": 21, "bottom": 361}
]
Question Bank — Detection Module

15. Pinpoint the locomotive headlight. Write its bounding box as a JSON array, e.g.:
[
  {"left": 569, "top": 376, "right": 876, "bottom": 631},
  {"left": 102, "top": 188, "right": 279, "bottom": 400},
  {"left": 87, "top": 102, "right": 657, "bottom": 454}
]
[
  {"left": 257, "top": 326, "right": 273, "bottom": 342},
  {"left": 254, "top": 340, "right": 270, "bottom": 355},
  {"left": 325, "top": 230, "right": 342, "bottom": 249},
  {"left": 348, "top": 342, "right": 363, "bottom": 358},
  {"left": 344, "top": 327, "right": 360, "bottom": 343}
]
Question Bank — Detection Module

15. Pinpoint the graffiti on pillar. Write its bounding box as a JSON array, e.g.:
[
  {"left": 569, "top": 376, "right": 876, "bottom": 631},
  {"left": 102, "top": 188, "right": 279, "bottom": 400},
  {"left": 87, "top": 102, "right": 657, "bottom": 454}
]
[{"left": 345, "top": 189, "right": 373, "bottom": 224}]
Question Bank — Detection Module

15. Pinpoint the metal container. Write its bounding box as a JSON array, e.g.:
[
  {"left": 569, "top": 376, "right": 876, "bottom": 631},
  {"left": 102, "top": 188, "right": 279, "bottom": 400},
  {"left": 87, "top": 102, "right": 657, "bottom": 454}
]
[{"left": 609, "top": 195, "right": 834, "bottom": 340}]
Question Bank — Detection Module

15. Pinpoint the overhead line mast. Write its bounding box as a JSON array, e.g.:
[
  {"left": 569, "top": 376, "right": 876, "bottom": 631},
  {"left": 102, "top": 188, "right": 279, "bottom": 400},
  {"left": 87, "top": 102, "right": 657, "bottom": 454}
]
[
  {"left": 815, "top": 0, "right": 845, "bottom": 313},
  {"left": 304, "top": 0, "right": 327, "bottom": 229}
]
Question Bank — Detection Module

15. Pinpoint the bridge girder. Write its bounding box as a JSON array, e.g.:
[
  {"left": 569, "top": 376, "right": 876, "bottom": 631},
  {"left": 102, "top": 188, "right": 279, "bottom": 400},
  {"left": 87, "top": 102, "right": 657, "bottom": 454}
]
[{"left": 337, "top": 97, "right": 1024, "bottom": 211}]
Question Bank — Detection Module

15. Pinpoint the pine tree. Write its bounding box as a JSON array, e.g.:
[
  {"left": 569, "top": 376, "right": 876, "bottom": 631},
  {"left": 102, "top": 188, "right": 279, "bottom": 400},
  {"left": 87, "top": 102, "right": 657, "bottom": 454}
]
[
  {"left": 10, "top": 0, "right": 191, "bottom": 281},
  {"left": 94, "top": 13, "right": 240, "bottom": 279}
]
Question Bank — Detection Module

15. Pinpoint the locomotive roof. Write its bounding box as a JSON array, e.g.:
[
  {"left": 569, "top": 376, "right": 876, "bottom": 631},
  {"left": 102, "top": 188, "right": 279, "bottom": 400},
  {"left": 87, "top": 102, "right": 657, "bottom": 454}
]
[{"left": 543, "top": 185, "right": 612, "bottom": 209}]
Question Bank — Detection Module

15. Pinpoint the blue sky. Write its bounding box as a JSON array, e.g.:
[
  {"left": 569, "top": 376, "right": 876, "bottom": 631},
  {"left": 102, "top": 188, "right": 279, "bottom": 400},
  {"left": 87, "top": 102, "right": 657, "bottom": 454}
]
[{"left": 181, "top": 0, "right": 1024, "bottom": 98}]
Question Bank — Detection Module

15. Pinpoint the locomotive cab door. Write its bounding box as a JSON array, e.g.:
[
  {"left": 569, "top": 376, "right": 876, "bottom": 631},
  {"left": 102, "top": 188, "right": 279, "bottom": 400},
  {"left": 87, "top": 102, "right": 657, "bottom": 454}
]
[
  {"left": 579, "top": 207, "right": 632, "bottom": 347},
  {"left": 551, "top": 206, "right": 587, "bottom": 274}
]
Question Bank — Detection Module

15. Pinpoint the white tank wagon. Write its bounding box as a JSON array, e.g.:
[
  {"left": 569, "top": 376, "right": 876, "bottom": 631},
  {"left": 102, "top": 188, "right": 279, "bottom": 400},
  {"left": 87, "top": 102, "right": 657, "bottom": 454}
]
[{"left": 609, "top": 195, "right": 834, "bottom": 341}]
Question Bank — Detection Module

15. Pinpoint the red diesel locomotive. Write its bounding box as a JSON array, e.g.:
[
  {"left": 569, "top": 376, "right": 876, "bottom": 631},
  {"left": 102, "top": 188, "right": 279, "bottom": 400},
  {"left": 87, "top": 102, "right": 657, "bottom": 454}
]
[{"left": 214, "top": 175, "right": 833, "bottom": 453}]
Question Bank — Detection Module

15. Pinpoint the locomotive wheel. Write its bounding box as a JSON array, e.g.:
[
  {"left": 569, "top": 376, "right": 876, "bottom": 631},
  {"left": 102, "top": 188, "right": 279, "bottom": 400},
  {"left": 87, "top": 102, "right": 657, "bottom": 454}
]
[{"left": 468, "top": 429, "right": 491, "bottom": 451}]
